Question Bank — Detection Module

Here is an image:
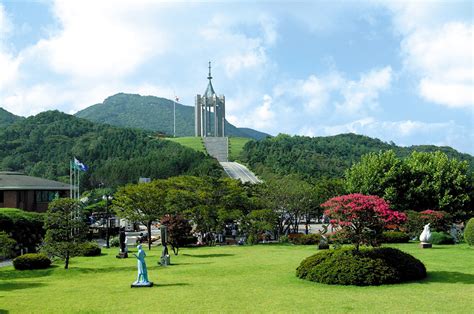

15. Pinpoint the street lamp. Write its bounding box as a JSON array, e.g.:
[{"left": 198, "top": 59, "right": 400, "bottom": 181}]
[{"left": 102, "top": 195, "right": 113, "bottom": 248}]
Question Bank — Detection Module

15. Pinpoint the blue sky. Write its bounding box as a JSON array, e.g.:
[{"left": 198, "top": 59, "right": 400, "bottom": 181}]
[{"left": 0, "top": 1, "right": 472, "bottom": 154}]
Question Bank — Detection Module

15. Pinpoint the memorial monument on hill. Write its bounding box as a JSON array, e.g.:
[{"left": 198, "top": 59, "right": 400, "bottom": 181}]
[{"left": 195, "top": 62, "right": 226, "bottom": 137}]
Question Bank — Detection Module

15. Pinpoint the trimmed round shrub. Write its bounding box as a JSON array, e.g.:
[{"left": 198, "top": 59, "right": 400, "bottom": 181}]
[
  {"left": 430, "top": 232, "right": 455, "bottom": 245},
  {"left": 382, "top": 231, "right": 410, "bottom": 243},
  {"left": 13, "top": 253, "right": 51, "bottom": 270},
  {"left": 296, "top": 247, "right": 426, "bottom": 286},
  {"left": 81, "top": 242, "right": 102, "bottom": 256},
  {"left": 465, "top": 218, "right": 474, "bottom": 246}
]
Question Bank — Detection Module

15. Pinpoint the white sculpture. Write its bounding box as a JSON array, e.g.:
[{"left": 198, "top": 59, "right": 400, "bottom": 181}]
[{"left": 419, "top": 223, "right": 432, "bottom": 243}]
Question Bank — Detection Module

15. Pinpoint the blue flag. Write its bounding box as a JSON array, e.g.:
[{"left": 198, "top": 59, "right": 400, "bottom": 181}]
[{"left": 73, "top": 157, "right": 88, "bottom": 172}]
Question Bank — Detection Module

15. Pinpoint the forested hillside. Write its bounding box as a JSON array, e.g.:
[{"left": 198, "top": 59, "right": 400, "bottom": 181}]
[
  {"left": 75, "top": 93, "right": 270, "bottom": 140},
  {"left": 0, "top": 111, "right": 222, "bottom": 188},
  {"left": 0, "top": 107, "right": 23, "bottom": 128},
  {"left": 241, "top": 133, "right": 474, "bottom": 182}
]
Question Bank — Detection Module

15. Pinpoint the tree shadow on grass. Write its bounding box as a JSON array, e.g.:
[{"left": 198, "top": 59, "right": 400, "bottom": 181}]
[
  {"left": 0, "top": 281, "right": 47, "bottom": 292},
  {"left": 0, "top": 309, "right": 9, "bottom": 314},
  {"left": 0, "top": 266, "right": 57, "bottom": 280},
  {"left": 181, "top": 253, "right": 234, "bottom": 258},
  {"left": 168, "top": 262, "right": 213, "bottom": 266},
  {"left": 70, "top": 266, "right": 136, "bottom": 274},
  {"left": 423, "top": 271, "right": 474, "bottom": 284}
]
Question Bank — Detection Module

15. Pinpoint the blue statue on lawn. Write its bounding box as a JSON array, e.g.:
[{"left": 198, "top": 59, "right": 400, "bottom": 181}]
[{"left": 131, "top": 244, "right": 153, "bottom": 287}]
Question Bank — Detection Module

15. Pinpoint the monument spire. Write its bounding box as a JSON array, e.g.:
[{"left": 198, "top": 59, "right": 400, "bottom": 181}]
[{"left": 208, "top": 61, "right": 212, "bottom": 81}]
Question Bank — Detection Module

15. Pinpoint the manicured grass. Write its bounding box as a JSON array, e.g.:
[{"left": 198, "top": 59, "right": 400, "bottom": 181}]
[
  {"left": 167, "top": 137, "right": 206, "bottom": 153},
  {"left": 229, "top": 137, "right": 250, "bottom": 161},
  {"left": 1, "top": 244, "right": 473, "bottom": 313}
]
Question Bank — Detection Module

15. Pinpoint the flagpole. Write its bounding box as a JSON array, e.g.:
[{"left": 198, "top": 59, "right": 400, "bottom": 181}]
[
  {"left": 173, "top": 97, "right": 176, "bottom": 137},
  {"left": 69, "top": 160, "right": 72, "bottom": 199}
]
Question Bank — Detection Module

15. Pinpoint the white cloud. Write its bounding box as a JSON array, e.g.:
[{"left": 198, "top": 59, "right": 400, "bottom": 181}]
[
  {"left": 0, "top": 3, "right": 20, "bottom": 90},
  {"left": 239, "top": 94, "right": 275, "bottom": 130},
  {"left": 337, "top": 66, "right": 392, "bottom": 114},
  {"left": 401, "top": 23, "right": 473, "bottom": 108},
  {"left": 387, "top": 2, "right": 474, "bottom": 109}
]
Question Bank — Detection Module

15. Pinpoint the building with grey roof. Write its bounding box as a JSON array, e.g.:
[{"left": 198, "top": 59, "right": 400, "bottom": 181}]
[{"left": 0, "top": 172, "right": 70, "bottom": 212}]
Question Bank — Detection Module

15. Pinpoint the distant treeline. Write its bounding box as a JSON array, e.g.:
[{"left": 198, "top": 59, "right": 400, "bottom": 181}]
[{"left": 0, "top": 111, "right": 222, "bottom": 189}]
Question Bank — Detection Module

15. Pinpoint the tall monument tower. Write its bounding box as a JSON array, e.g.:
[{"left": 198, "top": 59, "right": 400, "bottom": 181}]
[{"left": 195, "top": 62, "right": 226, "bottom": 137}]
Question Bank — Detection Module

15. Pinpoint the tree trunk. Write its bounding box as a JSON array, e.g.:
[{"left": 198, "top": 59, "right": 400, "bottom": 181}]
[
  {"left": 147, "top": 221, "right": 152, "bottom": 250},
  {"left": 65, "top": 251, "right": 70, "bottom": 269}
]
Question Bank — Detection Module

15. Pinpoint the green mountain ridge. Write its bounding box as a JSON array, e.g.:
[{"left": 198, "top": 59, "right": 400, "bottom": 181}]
[
  {"left": 0, "top": 107, "right": 24, "bottom": 128},
  {"left": 75, "top": 93, "right": 270, "bottom": 140},
  {"left": 0, "top": 110, "right": 222, "bottom": 188}
]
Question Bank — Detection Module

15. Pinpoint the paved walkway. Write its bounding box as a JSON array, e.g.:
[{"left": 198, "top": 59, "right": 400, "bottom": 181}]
[
  {"left": 220, "top": 162, "right": 262, "bottom": 184},
  {"left": 0, "top": 259, "right": 12, "bottom": 268}
]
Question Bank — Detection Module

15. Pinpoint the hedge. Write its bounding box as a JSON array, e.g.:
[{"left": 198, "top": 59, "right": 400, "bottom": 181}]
[
  {"left": 13, "top": 253, "right": 51, "bottom": 270},
  {"left": 464, "top": 218, "right": 474, "bottom": 246},
  {"left": 0, "top": 208, "right": 44, "bottom": 254},
  {"left": 81, "top": 242, "right": 102, "bottom": 256}
]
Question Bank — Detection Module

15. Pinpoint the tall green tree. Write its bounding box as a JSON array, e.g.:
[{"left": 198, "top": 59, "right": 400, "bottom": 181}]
[
  {"left": 42, "top": 199, "right": 88, "bottom": 269},
  {"left": 113, "top": 180, "right": 168, "bottom": 250},
  {"left": 345, "top": 151, "right": 472, "bottom": 219}
]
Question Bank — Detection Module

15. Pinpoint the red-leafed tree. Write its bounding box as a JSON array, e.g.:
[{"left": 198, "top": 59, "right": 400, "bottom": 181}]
[{"left": 321, "top": 194, "right": 407, "bottom": 250}]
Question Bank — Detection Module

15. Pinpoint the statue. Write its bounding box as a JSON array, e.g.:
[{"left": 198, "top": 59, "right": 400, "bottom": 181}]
[
  {"left": 419, "top": 223, "right": 432, "bottom": 248},
  {"left": 160, "top": 225, "right": 170, "bottom": 266},
  {"left": 131, "top": 244, "right": 153, "bottom": 287},
  {"left": 116, "top": 228, "right": 128, "bottom": 258}
]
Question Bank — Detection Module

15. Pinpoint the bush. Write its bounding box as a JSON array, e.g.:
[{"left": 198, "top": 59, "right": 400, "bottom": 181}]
[
  {"left": 296, "top": 247, "right": 426, "bottom": 286},
  {"left": 430, "top": 232, "right": 455, "bottom": 245},
  {"left": 0, "top": 231, "right": 16, "bottom": 259},
  {"left": 13, "top": 253, "right": 51, "bottom": 270},
  {"left": 81, "top": 242, "right": 102, "bottom": 256},
  {"left": 291, "top": 234, "right": 321, "bottom": 245},
  {"left": 465, "top": 218, "right": 474, "bottom": 246},
  {"left": 110, "top": 237, "right": 120, "bottom": 247},
  {"left": 279, "top": 235, "right": 289, "bottom": 244},
  {"left": 0, "top": 208, "right": 44, "bottom": 253},
  {"left": 381, "top": 231, "right": 410, "bottom": 243}
]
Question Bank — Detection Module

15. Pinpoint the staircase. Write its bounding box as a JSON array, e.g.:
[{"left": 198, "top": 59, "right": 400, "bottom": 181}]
[{"left": 203, "top": 137, "right": 228, "bottom": 162}]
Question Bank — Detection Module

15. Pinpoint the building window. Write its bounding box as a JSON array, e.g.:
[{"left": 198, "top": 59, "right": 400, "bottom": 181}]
[{"left": 35, "top": 191, "right": 58, "bottom": 203}]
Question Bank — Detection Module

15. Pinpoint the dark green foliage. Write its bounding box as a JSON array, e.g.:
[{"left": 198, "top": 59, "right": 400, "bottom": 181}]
[
  {"left": 430, "top": 232, "right": 455, "bottom": 245},
  {"left": 296, "top": 248, "right": 426, "bottom": 286},
  {"left": 13, "top": 253, "right": 51, "bottom": 270},
  {"left": 290, "top": 234, "right": 321, "bottom": 245},
  {"left": 75, "top": 93, "right": 269, "bottom": 139},
  {"left": 0, "top": 231, "right": 16, "bottom": 259},
  {"left": 241, "top": 133, "right": 474, "bottom": 183},
  {"left": 0, "top": 110, "right": 222, "bottom": 187},
  {"left": 465, "top": 218, "right": 474, "bottom": 246},
  {"left": 381, "top": 231, "right": 410, "bottom": 243},
  {"left": 81, "top": 242, "right": 102, "bottom": 256},
  {"left": 0, "top": 208, "right": 44, "bottom": 253}
]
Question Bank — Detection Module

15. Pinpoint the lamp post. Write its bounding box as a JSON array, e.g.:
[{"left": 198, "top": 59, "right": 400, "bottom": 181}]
[{"left": 102, "top": 195, "right": 113, "bottom": 248}]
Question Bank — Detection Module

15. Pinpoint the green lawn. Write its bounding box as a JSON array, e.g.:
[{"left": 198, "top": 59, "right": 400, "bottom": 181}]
[
  {"left": 228, "top": 137, "right": 250, "bottom": 161},
  {"left": 1, "top": 244, "right": 473, "bottom": 313},
  {"left": 167, "top": 137, "right": 206, "bottom": 153}
]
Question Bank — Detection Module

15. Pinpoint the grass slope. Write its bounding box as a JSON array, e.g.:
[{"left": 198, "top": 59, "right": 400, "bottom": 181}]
[
  {"left": 1, "top": 244, "right": 473, "bottom": 313},
  {"left": 167, "top": 137, "right": 206, "bottom": 153},
  {"left": 229, "top": 137, "right": 251, "bottom": 161}
]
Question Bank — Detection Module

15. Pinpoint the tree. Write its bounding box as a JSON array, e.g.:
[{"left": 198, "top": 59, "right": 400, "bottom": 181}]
[
  {"left": 113, "top": 180, "right": 167, "bottom": 250},
  {"left": 0, "top": 231, "right": 16, "bottom": 259},
  {"left": 160, "top": 214, "right": 192, "bottom": 255},
  {"left": 346, "top": 150, "right": 472, "bottom": 219},
  {"left": 42, "top": 199, "right": 88, "bottom": 269},
  {"left": 321, "top": 194, "right": 407, "bottom": 251},
  {"left": 345, "top": 150, "right": 410, "bottom": 211},
  {"left": 242, "top": 209, "right": 278, "bottom": 244}
]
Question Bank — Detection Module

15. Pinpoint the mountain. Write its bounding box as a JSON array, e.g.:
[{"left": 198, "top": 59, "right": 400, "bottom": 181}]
[
  {"left": 241, "top": 133, "right": 474, "bottom": 182},
  {"left": 0, "top": 111, "right": 222, "bottom": 188},
  {"left": 0, "top": 107, "right": 23, "bottom": 128},
  {"left": 75, "top": 93, "right": 270, "bottom": 140}
]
